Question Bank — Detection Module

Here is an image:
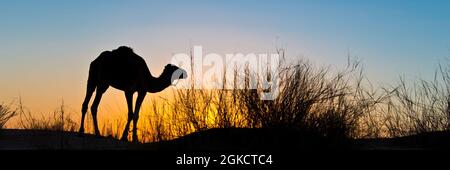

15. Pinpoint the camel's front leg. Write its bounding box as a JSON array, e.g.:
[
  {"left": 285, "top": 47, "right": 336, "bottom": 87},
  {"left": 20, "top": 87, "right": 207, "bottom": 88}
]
[
  {"left": 121, "top": 91, "right": 134, "bottom": 141},
  {"left": 132, "top": 92, "right": 146, "bottom": 143}
]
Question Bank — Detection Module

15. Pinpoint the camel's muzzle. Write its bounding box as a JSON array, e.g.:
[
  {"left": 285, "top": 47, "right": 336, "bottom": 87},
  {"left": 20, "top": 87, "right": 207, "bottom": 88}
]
[{"left": 179, "top": 70, "right": 188, "bottom": 79}]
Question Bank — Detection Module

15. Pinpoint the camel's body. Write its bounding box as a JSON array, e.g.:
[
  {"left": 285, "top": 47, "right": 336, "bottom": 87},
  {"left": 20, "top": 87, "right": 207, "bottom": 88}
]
[
  {"left": 79, "top": 46, "right": 186, "bottom": 142},
  {"left": 93, "top": 48, "right": 151, "bottom": 92}
]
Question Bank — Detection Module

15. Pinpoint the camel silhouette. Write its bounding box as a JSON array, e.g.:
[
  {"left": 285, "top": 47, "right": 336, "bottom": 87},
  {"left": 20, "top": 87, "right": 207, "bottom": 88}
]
[{"left": 79, "top": 46, "right": 187, "bottom": 142}]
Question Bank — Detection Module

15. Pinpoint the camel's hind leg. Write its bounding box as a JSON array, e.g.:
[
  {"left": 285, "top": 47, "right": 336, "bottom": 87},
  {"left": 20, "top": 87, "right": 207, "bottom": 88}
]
[
  {"left": 79, "top": 64, "right": 97, "bottom": 136},
  {"left": 79, "top": 85, "right": 95, "bottom": 135}
]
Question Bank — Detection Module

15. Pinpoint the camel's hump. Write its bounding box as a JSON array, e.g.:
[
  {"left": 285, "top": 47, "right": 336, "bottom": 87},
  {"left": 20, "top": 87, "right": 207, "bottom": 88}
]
[
  {"left": 113, "top": 46, "right": 134, "bottom": 54},
  {"left": 93, "top": 46, "right": 143, "bottom": 64}
]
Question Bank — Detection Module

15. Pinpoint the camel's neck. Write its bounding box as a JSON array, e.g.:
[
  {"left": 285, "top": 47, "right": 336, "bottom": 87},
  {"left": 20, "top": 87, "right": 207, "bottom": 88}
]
[{"left": 146, "top": 73, "right": 172, "bottom": 93}]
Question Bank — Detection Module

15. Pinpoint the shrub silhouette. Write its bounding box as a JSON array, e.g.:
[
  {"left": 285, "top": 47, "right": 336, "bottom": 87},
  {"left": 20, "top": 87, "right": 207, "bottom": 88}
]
[{"left": 0, "top": 103, "right": 16, "bottom": 129}]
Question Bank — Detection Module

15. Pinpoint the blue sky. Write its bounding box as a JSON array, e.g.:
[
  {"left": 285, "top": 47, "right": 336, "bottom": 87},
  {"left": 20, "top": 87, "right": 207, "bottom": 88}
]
[{"left": 0, "top": 0, "right": 449, "bottom": 114}]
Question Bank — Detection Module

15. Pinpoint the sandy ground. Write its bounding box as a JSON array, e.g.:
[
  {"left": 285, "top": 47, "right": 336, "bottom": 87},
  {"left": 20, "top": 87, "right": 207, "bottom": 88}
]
[
  {"left": 1, "top": 128, "right": 450, "bottom": 150},
  {"left": 0, "top": 129, "right": 135, "bottom": 150}
]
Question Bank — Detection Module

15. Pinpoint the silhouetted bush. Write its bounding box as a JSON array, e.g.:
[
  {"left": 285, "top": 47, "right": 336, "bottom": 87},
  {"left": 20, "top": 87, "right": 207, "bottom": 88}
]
[
  {"left": 0, "top": 103, "right": 16, "bottom": 129},
  {"left": 235, "top": 55, "right": 386, "bottom": 139},
  {"left": 381, "top": 64, "right": 450, "bottom": 137},
  {"left": 18, "top": 100, "right": 78, "bottom": 132},
  {"left": 147, "top": 50, "right": 386, "bottom": 141}
]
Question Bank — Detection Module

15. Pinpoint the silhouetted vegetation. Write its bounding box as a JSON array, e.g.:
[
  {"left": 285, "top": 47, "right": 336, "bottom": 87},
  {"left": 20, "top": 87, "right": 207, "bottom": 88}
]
[
  {"left": 17, "top": 99, "right": 78, "bottom": 132},
  {"left": 138, "top": 51, "right": 449, "bottom": 143},
  {"left": 380, "top": 64, "right": 450, "bottom": 137},
  {"left": 147, "top": 51, "right": 387, "bottom": 142},
  {"left": 0, "top": 103, "right": 16, "bottom": 129}
]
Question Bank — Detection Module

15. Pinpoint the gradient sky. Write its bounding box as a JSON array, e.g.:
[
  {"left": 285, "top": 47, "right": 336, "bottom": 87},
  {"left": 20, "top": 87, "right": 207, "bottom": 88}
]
[{"left": 0, "top": 0, "right": 449, "bottom": 119}]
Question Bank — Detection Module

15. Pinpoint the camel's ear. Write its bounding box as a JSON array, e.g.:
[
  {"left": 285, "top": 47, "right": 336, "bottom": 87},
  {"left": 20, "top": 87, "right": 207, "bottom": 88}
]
[{"left": 166, "top": 64, "right": 175, "bottom": 68}]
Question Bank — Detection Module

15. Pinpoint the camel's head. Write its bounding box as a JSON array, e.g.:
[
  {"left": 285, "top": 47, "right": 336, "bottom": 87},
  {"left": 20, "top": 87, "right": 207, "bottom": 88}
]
[{"left": 164, "top": 64, "right": 188, "bottom": 82}]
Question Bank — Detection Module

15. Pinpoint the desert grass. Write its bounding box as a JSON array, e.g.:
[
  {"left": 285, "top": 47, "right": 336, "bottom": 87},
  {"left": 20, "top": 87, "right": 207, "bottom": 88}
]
[
  {"left": 17, "top": 99, "right": 78, "bottom": 132},
  {"left": 0, "top": 103, "right": 16, "bottom": 129},
  {"left": 380, "top": 64, "right": 450, "bottom": 137}
]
